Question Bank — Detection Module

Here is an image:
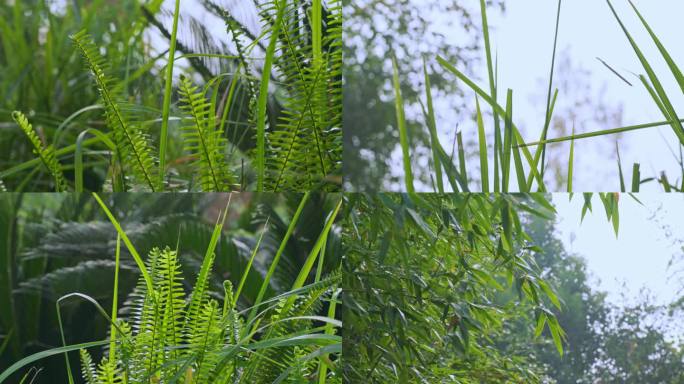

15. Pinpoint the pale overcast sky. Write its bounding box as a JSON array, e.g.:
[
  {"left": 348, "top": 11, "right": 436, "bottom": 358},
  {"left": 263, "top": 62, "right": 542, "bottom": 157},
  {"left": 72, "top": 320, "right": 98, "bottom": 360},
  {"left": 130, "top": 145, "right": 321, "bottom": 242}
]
[
  {"left": 553, "top": 193, "right": 684, "bottom": 307},
  {"left": 489, "top": 0, "right": 684, "bottom": 191}
]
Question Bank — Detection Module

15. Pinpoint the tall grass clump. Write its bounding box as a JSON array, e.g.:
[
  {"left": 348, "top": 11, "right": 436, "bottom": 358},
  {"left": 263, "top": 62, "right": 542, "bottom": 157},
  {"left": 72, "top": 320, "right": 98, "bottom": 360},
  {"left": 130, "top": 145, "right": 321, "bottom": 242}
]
[{"left": 392, "top": 0, "right": 684, "bottom": 192}]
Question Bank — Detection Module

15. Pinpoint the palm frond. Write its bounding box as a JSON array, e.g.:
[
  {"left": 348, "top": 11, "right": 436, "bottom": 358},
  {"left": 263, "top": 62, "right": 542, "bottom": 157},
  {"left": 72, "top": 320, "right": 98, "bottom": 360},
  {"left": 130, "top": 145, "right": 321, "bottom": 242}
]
[{"left": 15, "top": 260, "right": 135, "bottom": 301}]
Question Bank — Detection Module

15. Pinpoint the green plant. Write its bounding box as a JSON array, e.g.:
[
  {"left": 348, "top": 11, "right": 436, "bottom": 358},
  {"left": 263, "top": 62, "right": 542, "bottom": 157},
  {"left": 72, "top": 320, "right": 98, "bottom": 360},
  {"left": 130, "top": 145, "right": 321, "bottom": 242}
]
[
  {"left": 69, "top": 244, "right": 340, "bottom": 384},
  {"left": 0, "top": 193, "right": 343, "bottom": 383},
  {"left": 389, "top": 0, "right": 684, "bottom": 192},
  {"left": 343, "top": 194, "right": 566, "bottom": 382},
  {"left": 2, "top": 0, "right": 342, "bottom": 192},
  {"left": 11, "top": 111, "right": 69, "bottom": 192}
]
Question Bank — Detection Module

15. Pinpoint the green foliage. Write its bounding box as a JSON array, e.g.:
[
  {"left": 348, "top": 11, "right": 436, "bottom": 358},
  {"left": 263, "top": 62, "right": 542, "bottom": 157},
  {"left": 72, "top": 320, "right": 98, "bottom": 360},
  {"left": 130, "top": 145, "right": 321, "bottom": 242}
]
[
  {"left": 11, "top": 111, "right": 68, "bottom": 192},
  {"left": 349, "top": 0, "right": 684, "bottom": 192},
  {"left": 178, "top": 75, "right": 233, "bottom": 192},
  {"left": 70, "top": 30, "right": 158, "bottom": 191},
  {"left": 520, "top": 212, "right": 684, "bottom": 383},
  {"left": 0, "top": 0, "right": 157, "bottom": 191},
  {"left": 343, "top": 193, "right": 563, "bottom": 382},
  {"left": 261, "top": 0, "right": 343, "bottom": 191},
  {"left": 0, "top": 193, "right": 343, "bottom": 383},
  {"left": 67, "top": 245, "right": 340, "bottom": 383},
  {"left": 2, "top": 1, "right": 342, "bottom": 192}
]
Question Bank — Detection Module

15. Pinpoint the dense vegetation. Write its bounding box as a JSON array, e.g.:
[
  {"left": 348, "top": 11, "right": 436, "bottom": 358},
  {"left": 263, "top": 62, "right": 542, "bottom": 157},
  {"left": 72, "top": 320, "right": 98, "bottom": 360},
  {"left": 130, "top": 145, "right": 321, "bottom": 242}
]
[
  {"left": 0, "top": 0, "right": 342, "bottom": 192},
  {"left": 343, "top": 193, "right": 684, "bottom": 383},
  {"left": 0, "top": 193, "right": 342, "bottom": 383}
]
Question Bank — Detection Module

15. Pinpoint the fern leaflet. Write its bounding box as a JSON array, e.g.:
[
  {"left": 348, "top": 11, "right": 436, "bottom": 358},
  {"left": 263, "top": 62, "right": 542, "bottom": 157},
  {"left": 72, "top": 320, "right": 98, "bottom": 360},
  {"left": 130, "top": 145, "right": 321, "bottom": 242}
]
[
  {"left": 178, "top": 75, "right": 233, "bottom": 191},
  {"left": 70, "top": 30, "right": 158, "bottom": 191},
  {"left": 12, "top": 111, "right": 69, "bottom": 192}
]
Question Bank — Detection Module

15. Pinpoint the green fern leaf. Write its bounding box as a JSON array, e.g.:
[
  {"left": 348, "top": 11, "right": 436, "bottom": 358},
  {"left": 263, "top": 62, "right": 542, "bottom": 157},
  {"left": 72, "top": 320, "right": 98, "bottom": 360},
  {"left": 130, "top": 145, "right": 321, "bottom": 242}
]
[
  {"left": 188, "top": 300, "right": 223, "bottom": 382},
  {"left": 178, "top": 74, "right": 233, "bottom": 191},
  {"left": 79, "top": 349, "right": 99, "bottom": 384},
  {"left": 258, "top": 0, "right": 342, "bottom": 191},
  {"left": 244, "top": 272, "right": 340, "bottom": 383},
  {"left": 70, "top": 30, "right": 158, "bottom": 191},
  {"left": 12, "top": 111, "right": 69, "bottom": 192}
]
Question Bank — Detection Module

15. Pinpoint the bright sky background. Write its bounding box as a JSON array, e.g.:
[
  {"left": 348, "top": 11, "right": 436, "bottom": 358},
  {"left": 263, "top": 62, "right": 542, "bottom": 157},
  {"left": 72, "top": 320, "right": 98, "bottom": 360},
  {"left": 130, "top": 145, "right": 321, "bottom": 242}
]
[
  {"left": 553, "top": 193, "right": 684, "bottom": 308},
  {"left": 488, "top": 0, "right": 684, "bottom": 191}
]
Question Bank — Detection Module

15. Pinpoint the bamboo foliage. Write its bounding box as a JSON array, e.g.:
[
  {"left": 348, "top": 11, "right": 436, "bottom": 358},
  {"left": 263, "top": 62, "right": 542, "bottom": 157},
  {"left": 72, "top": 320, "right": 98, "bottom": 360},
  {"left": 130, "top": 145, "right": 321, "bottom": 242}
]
[
  {"left": 343, "top": 194, "right": 565, "bottom": 382},
  {"left": 391, "top": 0, "right": 684, "bottom": 192}
]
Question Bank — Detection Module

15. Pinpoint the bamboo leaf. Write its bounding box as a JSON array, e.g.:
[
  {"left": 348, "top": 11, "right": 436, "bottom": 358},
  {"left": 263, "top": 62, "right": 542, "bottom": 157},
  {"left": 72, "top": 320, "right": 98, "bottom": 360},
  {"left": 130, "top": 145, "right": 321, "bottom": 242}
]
[
  {"left": 423, "top": 58, "right": 443, "bottom": 193},
  {"left": 475, "top": 98, "right": 489, "bottom": 193},
  {"left": 393, "top": 54, "right": 415, "bottom": 193}
]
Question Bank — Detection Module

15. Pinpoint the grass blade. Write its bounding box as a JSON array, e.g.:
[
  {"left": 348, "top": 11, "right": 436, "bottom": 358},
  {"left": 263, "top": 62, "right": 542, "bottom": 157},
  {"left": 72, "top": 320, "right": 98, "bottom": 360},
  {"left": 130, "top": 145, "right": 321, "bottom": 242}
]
[
  {"left": 538, "top": 0, "right": 563, "bottom": 179},
  {"left": 0, "top": 340, "right": 109, "bottom": 383},
  {"left": 567, "top": 125, "right": 575, "bottom": 192},
  {"left": 246, "top": 192, "right": 310, "bottom": 331},
  {"left": 631, "top": 163, "right": 640, "bottom": 192},
  {"left": 92, "top": 193, "right": 153, "bottom": 293},
  {"left": 597, "top": 57, "right": 633, "bottom": 86},
  {"left": 616, "top": 143, "right": 626, "bottom": 192},
  {"left": 479, "top": 0, "right": 501, "bottom": 191},
  {"left": 423, "top": 58, "right": 443, "bottom": 193},
  {"left": 512, "top": 132, "right": 528, "bottom": 192},
  {"left": 606, "top": 0, "right": 684, "bottom": 145},
  {"left": 520, "top": 117, "right": 684, "bottom": 146},
  {"left": 434, "top": 137, "right": 470, "bottom": 192},
  {"left": 628, "top": 0, "right": 684, "bottom": 93},
  {"left": 502, "top": 90, "right": 513, "bottom": 192},
  {"left": 109, "top": 234, "right": 121, "bottom": 366},
  {"left": 158, "top": 0, "right": 182, "bottom": 189},
  {"left": 392, "top": 54, "right": 415, "bottom": 193},
  {"left": 234, "top": 217, "right": 269, "bottom": 304},
  {"left": 255, "top": 0, "right": 287, "bottom": 191},
  {"left": 457, "top": 131, "right": 468, "bottom": 186},
  {"left": 436, "top": 56, "right": 545, "bottom": 189}
]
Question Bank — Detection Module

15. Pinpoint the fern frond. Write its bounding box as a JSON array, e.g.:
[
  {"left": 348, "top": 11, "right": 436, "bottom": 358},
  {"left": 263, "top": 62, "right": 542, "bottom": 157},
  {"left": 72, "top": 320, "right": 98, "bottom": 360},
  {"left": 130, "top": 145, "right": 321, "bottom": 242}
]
[
  {"left": 244, "top": 272, "right": 340, "bottom": 383},
  {"left": 79, "top": 349, "right": 99, "bottom": 384},
  {"left": 178, "top": 75, "right": 233, "bottom": 191},
  {"left": 155, "top": 248, "right": 186, "bottom": 371},
  {"left": 70, "top": 30, "right": 158, "bottom": 191},
  {"left": 12, "top": 111, "right": 69, "bottom": 192},
  {"left": 76, "top": 237, "right": 337, "bottom": 382},
  {"left": 96, "top": 359, "right": 122, "bottom": 384},
  {"left": 184, "top": 229, "right": 217, "bottom": 336},
  {"left": 127, "top": 249, "right": 164, "bottom": 381},
  {"left": 188, "top": 300, "right": 223, "bottom": 382},
  {"left": 258, "top": 0, "right": 342, "bottom": 191}
]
